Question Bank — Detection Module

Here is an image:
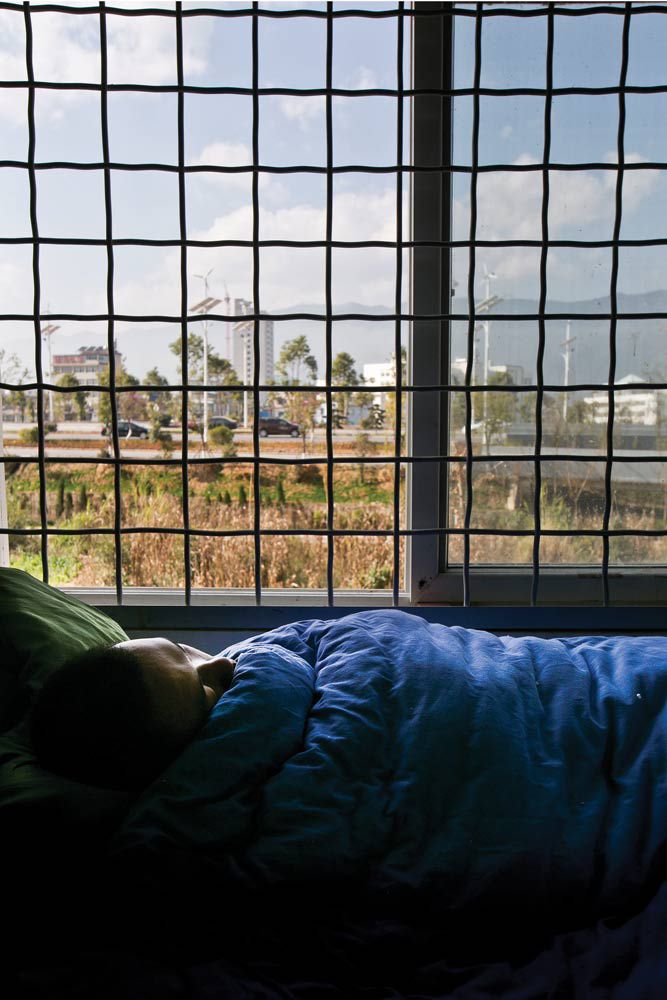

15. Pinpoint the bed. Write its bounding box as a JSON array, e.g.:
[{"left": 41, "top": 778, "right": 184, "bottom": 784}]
[{"left": 2, "top": 568, "right": 666, "bottom": 999}]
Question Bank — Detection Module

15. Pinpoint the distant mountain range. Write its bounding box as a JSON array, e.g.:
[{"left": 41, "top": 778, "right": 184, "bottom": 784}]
[
  {"left": 116, "top": 291, "right": 667, "bottom": 386},
  {"left": 450, "top": 291, "right": 667, "bottom": 386}
]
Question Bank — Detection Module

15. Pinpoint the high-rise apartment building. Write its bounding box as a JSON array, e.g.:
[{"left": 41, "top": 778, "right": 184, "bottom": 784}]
[{"left": 231, "top": 299, "right": 274, "bottom": 395}]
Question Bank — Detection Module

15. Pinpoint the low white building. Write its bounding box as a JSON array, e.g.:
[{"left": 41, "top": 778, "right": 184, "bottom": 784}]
[
  {"left": 362, "top": 361, "right": 394, "bottom": 408},
  {"left": 584, "top": 374, "right": 660, "bottom": 426},
  {"left": 52, "top": 345, "right": 122, "bottom": 388},
  {"left": 451, "top": 357, "right": 526, "bottom": 386},
  {"left": 52, "top": 344, "right": 123, "bottom": 419}
]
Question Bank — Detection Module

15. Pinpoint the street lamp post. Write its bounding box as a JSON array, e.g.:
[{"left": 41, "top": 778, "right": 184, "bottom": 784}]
[
  {"left": 481, "top": 268, "right": 497, "bottom": 427},
  {"left": 474, "top": 280, "right": 502, "bottom": 450},
  {"left": 191, "top": 271, "right": 222, "bottom": 449}
]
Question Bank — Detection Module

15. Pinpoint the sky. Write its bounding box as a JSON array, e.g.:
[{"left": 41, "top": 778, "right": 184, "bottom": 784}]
[{"left": 1, "top": 1, "right": 667, "bottom": 383}]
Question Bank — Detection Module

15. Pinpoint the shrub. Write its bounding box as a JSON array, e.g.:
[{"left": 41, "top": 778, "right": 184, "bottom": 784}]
[
  {"left": 293, "top": 464, "right": 323, "bottom": 486},
  {"left": 208, "top": 424, "right": 237, "bottom": 456},
  {"left": 18, "top": 426, "right": 40, "bottom": 446},
  {"left": 150, "top": 418, "right": 174, "bottom": 457},
  {"left": 237, "top": 484, "right": 248, "bottom": 507},
  {"left": 77, "top": 484, "right": 88, "bottom": 512},
  {"left": 158, "top": 431, "right": 173, "bottom": 457}
]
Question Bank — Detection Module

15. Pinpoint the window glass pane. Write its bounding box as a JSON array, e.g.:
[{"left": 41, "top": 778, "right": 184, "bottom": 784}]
[
  {"left": 443, "top": 3, "right": 667, "bottom": 588},
  {"left": 1, "top": 2, "right": 410, "bottom": 597}
]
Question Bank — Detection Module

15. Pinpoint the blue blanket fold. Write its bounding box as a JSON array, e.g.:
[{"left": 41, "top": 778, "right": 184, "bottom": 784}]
[{"left": 109, "top": 611, "right": 667, "bottom": 922}]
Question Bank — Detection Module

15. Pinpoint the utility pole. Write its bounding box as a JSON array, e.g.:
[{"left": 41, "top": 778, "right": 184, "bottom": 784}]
[
  {"left": 40, "top": 322, "right": 60, "bottom": 423},
  {"left": 561, "top": 323, "right": 576, "bottom": 422},
  {"left": 191, "top": 271, "right": 221, "bottom": 449},
  {"left": 482, "top": 267, "right": 497, "bottom": 417},
  {"left": 474, "top": 270, "right": 502, "bottom": 448},
  {"left": 224, "top": 282, "right": 231, "bottom": 361}
]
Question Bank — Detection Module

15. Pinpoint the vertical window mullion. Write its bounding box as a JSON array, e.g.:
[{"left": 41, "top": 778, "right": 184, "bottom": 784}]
[
  {"left": 409, "top": 2, "right": 449, "bottom": 603},
  {"left": 252, "top": 2, "right": 262, "bottom": 606},
  {"left": 463, "top": 4, "right": 483, "bottom": 607},
  {"left": 532, "top": 4, "right": 554, "bottom": 607},
  {"left": 176, "top": 1, "right": 192, "bottom": 605},
  {"left": 99, "top": 2, "right": 123, "bottom": 604},
  {"left": 602, "top": 3, "right": 631, "bottom": 606},
  {"left": 393, "top": 2, "right": 405, "bottom": 607},
  {"left": 325, "top": 3, "right": 334, "bottom": 606},
  {"left": 23, "top": 1, "right": 48, "bottom": 585}
]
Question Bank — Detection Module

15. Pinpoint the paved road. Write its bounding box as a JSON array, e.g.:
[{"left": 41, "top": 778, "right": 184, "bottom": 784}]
[{"left": 2, "top": 422, "right": 391, "bottom": 444}]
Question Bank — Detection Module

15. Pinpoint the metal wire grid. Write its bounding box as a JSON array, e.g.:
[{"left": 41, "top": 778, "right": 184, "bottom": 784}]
[
  {"left": 0, "top": 0, "right": 412, "bottom": 605},
  {"left": 0, "top": 2, "right": 665, "bottom": 606}
]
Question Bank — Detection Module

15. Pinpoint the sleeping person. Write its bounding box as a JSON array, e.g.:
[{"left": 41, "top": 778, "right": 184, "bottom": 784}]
[{"left": 30, "top": 638, "right": 236, "bottom": 792}]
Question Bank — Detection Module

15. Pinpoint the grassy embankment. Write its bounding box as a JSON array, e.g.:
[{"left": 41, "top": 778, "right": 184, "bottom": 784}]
[{"left": 6, "top": 437, "right": 664, "bottom": 587}]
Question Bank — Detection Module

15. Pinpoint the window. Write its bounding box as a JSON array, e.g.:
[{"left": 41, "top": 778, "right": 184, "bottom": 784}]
[
  {"left": 412, "top": 1, "right": 667, "bottom": 607},
  {"left": 1, "top": 2, "right": 666, "bottom": 609}
]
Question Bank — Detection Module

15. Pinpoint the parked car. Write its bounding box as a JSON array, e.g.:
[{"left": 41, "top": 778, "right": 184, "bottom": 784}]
[
  {"left": 208, "top": 416, "right": 238, "bottom": 430},
  {"left": 259, "top": 417, "right": 300, "bottom": 438},
  {"left": 187, "top": 416, "right": 238, "bottom": 432},
  {"left": 101, "top": 420, "right": 149, "bottom": 439}
]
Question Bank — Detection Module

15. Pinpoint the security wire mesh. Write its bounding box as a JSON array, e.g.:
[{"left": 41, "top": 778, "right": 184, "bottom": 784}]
[
  {"left": 438, "top": 0, "right": 667, "bottom": 607},
  {"left": 0, "top": 0, "right": 411, "bottom": 606},
  {"left": 0, "top": 2, "right": 666, "bottom": 606}
]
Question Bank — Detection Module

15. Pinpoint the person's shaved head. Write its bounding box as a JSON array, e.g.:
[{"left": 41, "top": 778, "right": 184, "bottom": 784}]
[{"left": 31, "top": 640, "right": 235, "bottom": 791}]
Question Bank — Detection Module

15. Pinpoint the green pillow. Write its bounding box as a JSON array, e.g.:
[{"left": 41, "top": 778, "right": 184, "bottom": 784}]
[
  {"left": 0, "top": 566, "right": 128, "bottom": 705},
  {"left": 0, "top": 568, "right": 132, "bottom": 860}
]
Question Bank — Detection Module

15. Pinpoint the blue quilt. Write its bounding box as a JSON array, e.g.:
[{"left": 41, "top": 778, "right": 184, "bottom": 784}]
[{"left": 110, "top": 611, "right": 667, "bottom": 926}]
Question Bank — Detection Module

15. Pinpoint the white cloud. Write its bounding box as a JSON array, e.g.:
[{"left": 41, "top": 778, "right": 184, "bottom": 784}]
[
  {"left": 0, "top": 6, "right": 210, "bottom": 124},
  {"left": 193, "top": 142, "right": 251, "bottom": 168},
  {"left": 452, "top": 152, "right": 659, "bottom": 292},
  {"left": 0, "top": 88, "right": 25, "bottom": 128},
  {"left": 278, "top": 95, "right": 325, "bottom": 129},
  {"left": 191, "top": 141, "right": 253, "bottom": 192},
  {"left": 347, "top": 66, "right": 379, "bottom": 90},
  {"left": 106, "top": 12, "right": 208, "bottom": 86},
  {"left": 456, "top": 152, "right": 658, "bottom": 238},
  {"left": 105, "top": 187, "right": 406, "bottom": 315}
]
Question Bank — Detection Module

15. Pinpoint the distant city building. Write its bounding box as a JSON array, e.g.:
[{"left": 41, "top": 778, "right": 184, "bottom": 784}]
[
  {"left": 52, "top": 344, "right": 122, "bottom": 419},
  {"left": 311, "top": 379, "right": 368, "bottom": 426},
  {"left": 584, "top": 374, "right": 660, "bottom": 426},
  {"left": 231, "top": 299, "right": 274, "bottom": 405},
  {"left": 52, "top": 345, "right": 121, "bottom": 387}
]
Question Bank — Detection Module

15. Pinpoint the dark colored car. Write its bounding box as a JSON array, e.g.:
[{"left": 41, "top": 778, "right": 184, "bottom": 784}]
[
  {"left": 259, "top": 417, "right": 300, "bottom": 438},
  {"left": 101, "top": 420, "right": 149, "bottom": 439},
  {"left": 208, "top": 416, "right": 238, "bottom": 430},
  {"left": 187, "top": 416, "right": 238, "bottom": 432}
]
